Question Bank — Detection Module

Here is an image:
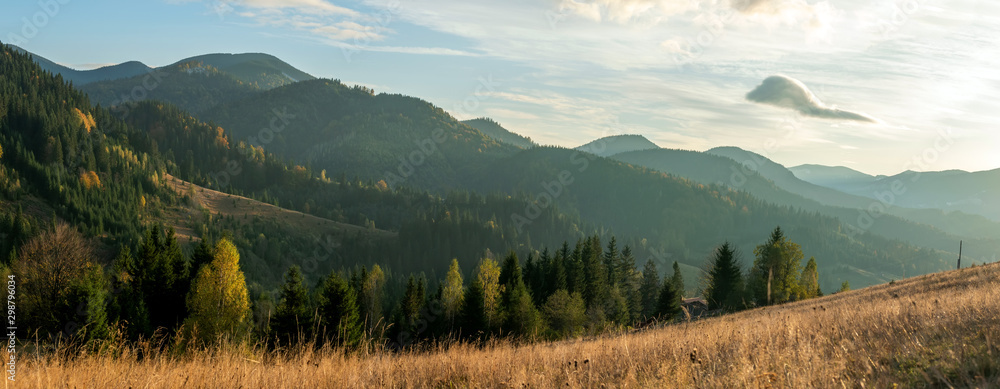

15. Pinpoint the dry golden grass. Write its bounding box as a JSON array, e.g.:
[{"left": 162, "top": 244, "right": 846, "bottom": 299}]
[{"left": 14, "top": 263, "right": 1000, "bottom": 388}]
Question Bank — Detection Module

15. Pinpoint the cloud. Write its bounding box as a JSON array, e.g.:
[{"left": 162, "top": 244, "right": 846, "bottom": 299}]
[{"left": 746, "top": 75, "right": 879, "bottom": 123}]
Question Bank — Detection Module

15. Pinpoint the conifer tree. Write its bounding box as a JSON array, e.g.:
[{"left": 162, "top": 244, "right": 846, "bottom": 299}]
[
  {"left": 705, "top": 242, "right": 744, "bottom": 311},
  {"left": 638, "top": 259, "right": 661, "bottom": 320},
  {"left": 317, "top": 271, "right": 362, "bottom": 348},
  {"left": 271, "top": 265, "right": 313, "bottom": 344},
  {"left": 655, "top": 275, "right": 681, "bottom": 320},
  {"left": 670, "top": 261, "right": 685, "bottom": 298},
  {"left": 748, "top": 226, "right": 804, "bottom": 305}
]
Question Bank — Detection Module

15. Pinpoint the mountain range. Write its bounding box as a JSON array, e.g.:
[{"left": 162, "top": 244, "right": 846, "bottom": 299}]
[{"left": 5, "top": 43, "right": 998, "bottom": 293}]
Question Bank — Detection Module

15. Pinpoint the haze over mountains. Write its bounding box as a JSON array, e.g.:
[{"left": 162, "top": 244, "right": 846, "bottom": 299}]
[{"left": 5, "top": 44, "right": 999, "bottom": 294}]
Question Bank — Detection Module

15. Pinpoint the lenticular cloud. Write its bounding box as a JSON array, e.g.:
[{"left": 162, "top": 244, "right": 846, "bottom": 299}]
[{"left": 746, "top": 75, "right": 878, "bottom": 123}]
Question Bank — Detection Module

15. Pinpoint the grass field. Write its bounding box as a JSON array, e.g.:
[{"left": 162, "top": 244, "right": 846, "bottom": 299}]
[
  {"left": 160, "top": 173, "right": 396, "bottom": 242},
  {"left": 14, "top": 262, "right": 1000, "bottom": 388}
]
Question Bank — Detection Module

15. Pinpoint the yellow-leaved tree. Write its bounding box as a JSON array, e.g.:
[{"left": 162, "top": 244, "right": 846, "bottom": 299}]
[{"left": 185, "top": 238, "right": 250, "bottom": 343}]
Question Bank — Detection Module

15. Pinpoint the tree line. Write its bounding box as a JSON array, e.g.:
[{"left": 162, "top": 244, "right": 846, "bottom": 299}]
[{"left": 6, "top": 217, "right": 841, "bottom": 351}]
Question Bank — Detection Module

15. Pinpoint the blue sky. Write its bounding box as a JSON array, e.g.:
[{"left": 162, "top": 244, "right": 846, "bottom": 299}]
[{"left": 3, "top": 0, "right": 999, "bottom": 175}]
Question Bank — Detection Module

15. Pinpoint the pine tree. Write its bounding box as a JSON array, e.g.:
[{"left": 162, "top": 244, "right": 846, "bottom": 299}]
[
  {"left": 639, "top": 259, "right": 661, "bottom": 320},
  {"left": 582, "top": 236, "right": 607, "bottom": 309},
  {"left": 655, "top": 275, "right": 681, "bottom": 320},
  {"left": 705, "top": 241, "right": 744, "bottom": 311},
  {"left": 603, "top": 237, "right": 619, "bottom": 286},
  {"left": 547, "top": 249, "right": 567, "bottom": 298},
  {"left": 670, "top": 261, "right": 685, "bottom": 298},
  {"left": 271, "top": 265, "right": 313, "bottom": 344},
  {"left": 107, "top": 246, "right": 150, "bottom": 339},
  {"left": 317, "top": 271, "right": 362, "bottom": 348},
  {"left": 618, "top": 245, "right": 642, "bottom": 323},
  {"left": 498, "top": 252, "right": 541, "bottom": 338},
  {"left": 839, "top": 280, "right": 850, "bottom": 293},
  {"left": 460, "top": 278, "right": 487, "bottom": 339},
  {"left": 64, "top": 264, "right": 110, "bottom": 342}
]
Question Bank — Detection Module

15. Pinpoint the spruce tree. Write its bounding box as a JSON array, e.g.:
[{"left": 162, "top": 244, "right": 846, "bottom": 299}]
[
  {"left": 670, "top": 261, "right": 685, "bottom": 298},
  {"left": 655, "top": 275, "right": 681, "bottom": 320},
  {"left": 705, "top": 242, "right": 744, "bottom": 311},
  {"left": 272, "top": 265, "right": 313, "bottom": 344},
  {"left": 317, "top": 271, "right": 362, "bottom": 348},
  {"left": 638, "top": 259, "right": 661, "bottom": 320}
]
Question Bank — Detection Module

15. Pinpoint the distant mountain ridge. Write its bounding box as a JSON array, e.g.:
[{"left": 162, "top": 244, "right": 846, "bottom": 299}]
[
  {"left": 7, "top": 44, "right": 153, "bottom": 85},
  {"left": 166, "top": 53, "right": 315, "bottom": 89},
  {"left": 612, "top": 146, "right": 1000, "bottom": 243},
  {"left": 789, "top": 164, "right": 875, "bottom": 188},
  {"left": 462, "top": 118, "right": 536, "bottom": 149},
  {"left": 576, "top": 134, "right": 659, "bottom": 157},
  {"left": 10, "top": 46, "right": 314, "bottom": 90}
]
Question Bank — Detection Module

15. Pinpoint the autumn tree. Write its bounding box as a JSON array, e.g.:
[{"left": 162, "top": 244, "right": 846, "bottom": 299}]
[
  {"left": 358, "top": 264, "right": 386, "bottom": 331},
  {"left": 441, "top": 259, "right": 464, "bottom": 328},
  {"left": 14, "top": 224, "right": 107, "bottom": 340},
  {"left": 798, "top": 257, "right": 821, "bottom": 299},
  {"left": 476, "top": 256, "right": 504, "bottom": 331},
  {"left": 185, "top": 238, "right": 251, "bottom": 343}
]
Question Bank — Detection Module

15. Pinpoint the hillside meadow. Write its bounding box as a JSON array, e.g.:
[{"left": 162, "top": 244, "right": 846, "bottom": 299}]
[{"left": 12, "top": 262, "right": 999, "bottom": 388}]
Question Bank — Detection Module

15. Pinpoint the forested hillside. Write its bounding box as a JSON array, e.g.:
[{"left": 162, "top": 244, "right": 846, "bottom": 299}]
[
  {"left": 199, "top": 79, "right": 521, "bottom": 192},
  {"left": 0, "top": 42, "right": 971, "bottom": 356},
  {"left": 462, "top": 117, "right": 536, "bottom": 149},
  {"left": 80, "top": 61, "right": 262, "bottom": 114}
]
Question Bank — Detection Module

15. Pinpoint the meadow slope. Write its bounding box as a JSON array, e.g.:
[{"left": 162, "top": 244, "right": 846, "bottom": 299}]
[{"left": 19, "top": 262, "right": 1000, "bottom": 388}]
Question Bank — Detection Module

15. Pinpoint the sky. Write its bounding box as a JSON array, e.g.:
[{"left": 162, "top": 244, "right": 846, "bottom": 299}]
[{"left": 3, "top": 0, "right": 999, "bottom": 175}]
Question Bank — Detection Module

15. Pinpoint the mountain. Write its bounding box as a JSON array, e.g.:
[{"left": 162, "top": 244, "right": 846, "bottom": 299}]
[
  {"left": 0, "top": 42, "right": 974, "bottom": 296},
  {"left": 462, "top": 117, "right": 536, "bottom": 149},
  {"left": 826, "top": 169, "right": 1000, "bottom": 222},
  {"left": 702, "top": 147, "right": 1000, "bottom": 239},
  {"left": 199, "top": 79, "right": 521, "bottom": 192},
  {"left": 166, "top": 53, "right": 315, "bottom": 90},
  {"left": 7, "top": 44, "right": 153, "bottom": 85},
  {"left": 79, "top": 61, "right": 262, "bottom": 114},
  {"left": 575, "top": 134, "right": 659, "bottom": 157},
  {"left": 9, "top": 46, "right": 314, "bottom": 90},
  {"left": 467, "top": 146, "right": 962, "bottom": 287},
  {"left": 789, "top": 164, "right": 875, "bottom": 188}
]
